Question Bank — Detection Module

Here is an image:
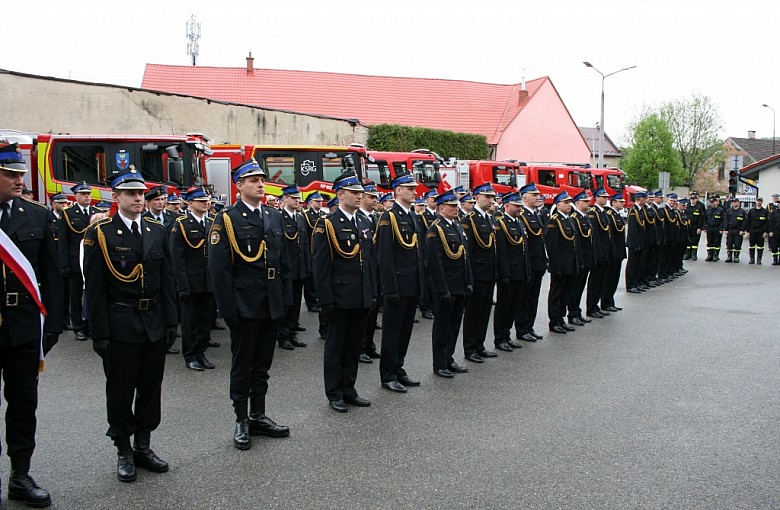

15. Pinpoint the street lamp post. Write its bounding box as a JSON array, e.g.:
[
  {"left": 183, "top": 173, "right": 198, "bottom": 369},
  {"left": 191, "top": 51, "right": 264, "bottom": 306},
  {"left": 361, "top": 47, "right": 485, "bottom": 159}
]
[
  {"left": 583, "top": 62, "right": 637, "bottom": 169},
  {"left": 762, "top": 104, "right": 776, "bottom": 155}
]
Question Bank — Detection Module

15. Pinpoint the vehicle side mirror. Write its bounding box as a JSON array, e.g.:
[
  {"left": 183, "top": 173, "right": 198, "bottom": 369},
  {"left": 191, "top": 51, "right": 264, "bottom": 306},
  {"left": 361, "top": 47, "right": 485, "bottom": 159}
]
[{"left": 168, "top": 159, "right": 183, "bottom": 184}]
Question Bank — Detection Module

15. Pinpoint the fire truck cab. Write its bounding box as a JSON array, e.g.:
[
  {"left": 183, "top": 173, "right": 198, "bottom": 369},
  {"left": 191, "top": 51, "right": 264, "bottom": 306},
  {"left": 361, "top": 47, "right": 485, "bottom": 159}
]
[{"left": 364, "top": 149, "right": 441, "bottom": 195}]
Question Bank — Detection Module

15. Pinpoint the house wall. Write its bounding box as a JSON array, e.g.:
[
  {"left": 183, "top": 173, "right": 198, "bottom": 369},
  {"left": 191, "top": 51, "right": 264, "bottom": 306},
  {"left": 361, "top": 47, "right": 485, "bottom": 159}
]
[
  {"left": 0, "top": 72, "right": 368, "bottom": 146},
  {"left": 496, "top": 81, "right": 591, "bottom": 164},
  {"left": 754, "top": 165, "right": 780, "bottom": 197}
]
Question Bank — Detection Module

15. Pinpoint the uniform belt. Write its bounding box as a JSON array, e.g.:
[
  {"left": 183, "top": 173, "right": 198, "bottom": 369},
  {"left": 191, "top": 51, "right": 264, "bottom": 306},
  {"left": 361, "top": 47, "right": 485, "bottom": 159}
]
[
  {"left": 111, "top": 296, "right": 159, "bottom": 310},
  {"left": 234, "top": 268, "right": 280, "bottom": 280},
  {"left": 3, "top": 292, "right": 33, "bottom": 307}
]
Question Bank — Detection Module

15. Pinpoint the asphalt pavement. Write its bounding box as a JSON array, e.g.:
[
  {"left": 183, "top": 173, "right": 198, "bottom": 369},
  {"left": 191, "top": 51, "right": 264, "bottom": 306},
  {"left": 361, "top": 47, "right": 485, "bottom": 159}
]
[{"left": 1, "top": 249, "right": 779, "bottom": 509}]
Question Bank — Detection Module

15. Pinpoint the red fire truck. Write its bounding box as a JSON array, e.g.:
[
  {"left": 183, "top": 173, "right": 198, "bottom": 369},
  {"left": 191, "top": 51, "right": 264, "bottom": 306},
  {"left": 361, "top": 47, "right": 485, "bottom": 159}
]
[
  {"left": 1, "top": 129, "right": 213, "bottom": 205},
  {"left": 364, "top": 149, "right": 441, "bottom": 195},
  {"left": 205, "top": 143, "right": 371, "bottom": 204}
]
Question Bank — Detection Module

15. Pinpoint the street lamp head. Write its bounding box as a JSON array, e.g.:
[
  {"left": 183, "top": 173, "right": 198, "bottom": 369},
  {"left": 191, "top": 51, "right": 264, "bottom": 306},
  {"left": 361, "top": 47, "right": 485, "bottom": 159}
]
[
  {"left": 583, "top": 61, "right": 593, "bottom": 68},
  {"left": 763, "top": 103, "right": 769, "bottom": 108}
]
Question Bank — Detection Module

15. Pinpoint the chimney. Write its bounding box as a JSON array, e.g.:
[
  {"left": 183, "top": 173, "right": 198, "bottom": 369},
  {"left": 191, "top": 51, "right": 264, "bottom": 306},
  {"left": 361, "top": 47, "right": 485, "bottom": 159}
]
[
  {"left": 518, "top": 88, "right": 529, "bottom": 104},
  {"left": 246, "top": 51, "right": 254, "bottom": 75},
  {"left": 748, "top": 130, "right": 756, "bottom": 139}
]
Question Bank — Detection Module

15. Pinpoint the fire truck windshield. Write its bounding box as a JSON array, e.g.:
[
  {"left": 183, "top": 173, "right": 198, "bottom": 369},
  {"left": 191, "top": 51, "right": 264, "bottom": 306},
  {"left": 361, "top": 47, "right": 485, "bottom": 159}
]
[
  {"left": 573, "top": 171, "right": 590, "bottom": 189},
  {"left": 607, "top": 173, "right": 624, "bottom": 190},
  {"left": 412, "top": 160, "right": 437, "bottom": 185}
]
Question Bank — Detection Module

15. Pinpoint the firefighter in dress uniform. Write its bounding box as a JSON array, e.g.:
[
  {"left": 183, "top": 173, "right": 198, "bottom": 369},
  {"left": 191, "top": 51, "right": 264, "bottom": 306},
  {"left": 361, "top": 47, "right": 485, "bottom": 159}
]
[{"left": 545, "top": 191, "right": 580, "bottom": 334}]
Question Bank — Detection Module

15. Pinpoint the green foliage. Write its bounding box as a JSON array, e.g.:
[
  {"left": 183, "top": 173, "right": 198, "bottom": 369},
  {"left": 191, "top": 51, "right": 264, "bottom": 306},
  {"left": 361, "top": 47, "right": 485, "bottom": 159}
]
[
  {"left": 367, "top": 124, "right": 490, "bottom": 160},
  {"left": 621, "top": 114, "right": 685, "bottom": 188}
]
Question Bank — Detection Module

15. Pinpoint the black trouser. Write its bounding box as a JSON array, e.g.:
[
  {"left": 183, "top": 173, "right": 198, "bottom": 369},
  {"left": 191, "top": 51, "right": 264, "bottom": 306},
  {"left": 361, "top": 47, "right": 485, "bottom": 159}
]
[
  {"left": 548, "top": 273, "right": 573, "bottom": 327},
  {"left": 770, "top": 231, "right": 780, "bottom": 255},
  {"left": 0, "top": 330, "right": 39, "bottom": 464},
  {"left": 749, "top": 229, "right": 765, "bottom": 252},
  {"left": 69, "top": 271, "right": 85, "bottom": 331},
  {"left": 567, "top": 268, "right": 590, "bottom": 319},
  {"left": 229, "top": 317, "right": 278, "bottom": 402},
  {"left": 642, "top": 243, "right": 659, "bottom": 282},
  {"left": 324, "top": 308, "right": 369, "bottom": 402},
  {"left": 601, "top": 258, "right": 624, "bottom": 308},
  {"left": 363, "top": 300, "right": 380, "bottom": 355},
  {"left": 432, "top": 293, "right": 466, "bottom": 370},
  {"left": 494, "top": 280, "right": 523, "bottom": 345},
  {"left": 586, "top": 261, "right": 608, "bottom": 313},
  {"left": 62, "top": 275, "right": 70, "bottom": 325},
  {"left": 726, "top": 229, "right": 743, "bottom": 254},
  {"left": 105, "top": 339, "right": 166, "bottom": 450},
  {"left": 515, "top": 270, "right": 544, "bottom": 336},
  {"left": 658, "top": 244, "right": 674, "bottom": 278},
  {"left": 379, "top": 295, "right": 417, "bottom": 384},
  {"left": 278, "top": 278, "right": 304, "bottom": 343},
  {"left": 180, "top": 292, "right": 214, "bottom": 362},
  {"left": 419, "top": 275, "right": 433, "bottom": 315},
  {"left": 463, "top": 280, "right": 494, "bottom": 356},
  {"left": 706, "top": 230, "right": 722, "bottom": 251},
  {"left": 687, "top": 226, "right": 702, "bottom": 252},
  {"left": 303, "top": 274, "right": 317, "bottom": 309},
  {"left": 625, "top": 248, "right": 643, "bottom": 289}
]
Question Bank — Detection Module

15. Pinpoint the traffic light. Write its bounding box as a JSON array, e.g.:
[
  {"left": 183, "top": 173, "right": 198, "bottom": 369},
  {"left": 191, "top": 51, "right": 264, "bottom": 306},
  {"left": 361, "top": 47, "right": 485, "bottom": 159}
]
[{"left": 728, "top": 170, "right": 738, "bottom": 194}]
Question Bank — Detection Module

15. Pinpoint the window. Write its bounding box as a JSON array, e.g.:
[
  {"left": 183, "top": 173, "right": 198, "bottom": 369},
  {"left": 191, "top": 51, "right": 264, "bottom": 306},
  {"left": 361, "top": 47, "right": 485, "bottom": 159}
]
[
  {"left": 366, "top": 161, "right": 392, "bottom": 187},
  {"left": 492, "top": 165, "right": 514, "bottom": 186},
  {"left": 571, "top": 171, "right": 590, "bottom": 189},
  {"left": 322, "top": 155, "right": 345, "bottom": 183},
  {"left": 717, "top": 161, "right": 726, "bottom": 181},
  {"left": 594, "top": 175, "right": 604, "bottom": 189},
  {"left": 140, "top": 145, "right": 175, "bottom": 184},
  {"left": 263, "top": 156, "right": 295, "bottom": 184},
  {"left": 538, "top": 170, "right": 556, "bottom": 187},
  {"left": 59, "top": 145, "right": 106, "bottom": 185},
  {"left": 412, "top": 160, "right": 437, "bottom": 184},
  {"left": 393, "top": 162, "right": 408, "bottom": 175},
  {"left": 607, "top": 174, "right": 624, "bottom": 190}
]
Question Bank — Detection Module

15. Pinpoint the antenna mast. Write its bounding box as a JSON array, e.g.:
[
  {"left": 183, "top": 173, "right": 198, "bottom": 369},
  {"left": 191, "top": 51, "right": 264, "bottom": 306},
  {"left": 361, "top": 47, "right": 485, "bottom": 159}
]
[{"left": 186, "top": 15, "right": 201, "bottom": 66}]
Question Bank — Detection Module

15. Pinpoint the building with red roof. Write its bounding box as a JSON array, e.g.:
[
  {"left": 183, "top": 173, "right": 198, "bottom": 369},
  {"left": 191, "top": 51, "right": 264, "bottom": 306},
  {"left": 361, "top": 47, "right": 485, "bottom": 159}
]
[{"left": 142, "top": 55, "right": 591, "bottom": 163}]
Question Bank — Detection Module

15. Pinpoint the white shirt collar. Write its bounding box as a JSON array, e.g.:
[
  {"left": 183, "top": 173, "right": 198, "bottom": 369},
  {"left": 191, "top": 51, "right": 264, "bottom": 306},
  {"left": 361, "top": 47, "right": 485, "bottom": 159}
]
[{"left": 117, "top": 211, "right": 141, "bottom": 232}]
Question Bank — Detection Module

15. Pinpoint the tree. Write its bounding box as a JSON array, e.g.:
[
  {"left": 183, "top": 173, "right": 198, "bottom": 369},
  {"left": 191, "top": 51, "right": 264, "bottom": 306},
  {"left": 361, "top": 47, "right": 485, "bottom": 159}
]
[
  {"left": 621, "top": 114, "right": 684, "bottom": 188},
  {"left": 658, "top": 93, "right": 723, "bottom": 186}
]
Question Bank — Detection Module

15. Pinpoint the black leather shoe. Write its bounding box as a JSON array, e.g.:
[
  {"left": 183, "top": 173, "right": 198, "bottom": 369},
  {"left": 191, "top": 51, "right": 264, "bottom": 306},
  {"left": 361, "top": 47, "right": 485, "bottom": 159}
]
[
  {"left": 8, "top": 474, "right": 52, "bottom": 507},
  {"left": 64, "top": 322, "right": 74, "bottom": 331},
  {"left": 382, "top": 381, "right": 407, "bottom": 392},
  {"left": 290, "top": 338, "right": 308, "bottom": 347},
  {"left": 278, "top": 340, "right": 294, "bottom": 350},
  {"left": 398, "top": 374, "right": 421, "bottom": 387},
  {"left": 478, "top": 349, "right": 498, "bottom": 358},
  {"left": 627, "top": 287, "right": 642, "bottom": 293},
  {"left": 166, "top": 347, "right": 180, "bottom": 354},
  {"left": 366, "top": 350, "right": 381, "bottom": 359},
  {"left": 448, "top": 362, "right": 469, "bottom": 373},
  {"left": 211, "top": 321, "right": 226, "bottom": 330},
  {"left": 234, "top": 419, "right": 251, "bottom": 450},
  {"left": 329, "top": 400, "right": 348, "bottom": 413},
  {"left": 603, "top": 306, "right": 620, "bottom": 312},
  {"left": 465, "top": 353, "right": 484, "bottom": 363},
  {"left": 520, "top": 333, "right": 538, "bottom": 342},
  {"left": 197, "top": 356, "right": 215, "bottom": 369},
  {"left": 186, "top": 360, "right": 205, "bottom": 371},
  {"left": 308, "top": 305, "right": 321, "bottom": 312},
  {"left": 550, "top": 325, "right": 567, "bottom": 334},
  {"left": 293, "top": 325, "right": 306, "bottom": 332},
  {"left": 495, "top": 342, "right": 513, "bottom": 352},
  {"left": 435, "top": 369, "right": 454, "bottom": 378},
  {"left": 358, "top": 353, "right": 373, "bottom": 364},
  {"left": 562, "top": 324, "right": 576, "bottom": 332},
  {"left": 507, "top": 339, "right": 523, "bottom": 349},
  {"left": 345, "top": 395, "right": 371, "bottom": 407},
  {"left": 421, "top": 310, "right": 434, "bottom": 320},
  {"left": 529, "top": 330, "right": 543, "bottom": 340},
  {"left": 597, "top": 309, "right": 610, "bottom": 316},
  {"left": 116, "top": 453, "right": 137, "bottom": 482},
  {"left": 586, "top": 311, "right": 605, "bottom": 319},
  {"left": 248, "top": 414, "right": 290, "bottom": 437},
  {"left": 132, "top": 449, "right": 169, "bottom": 473},
  {"left": 568, "top": 317, "right": 586, "bottom": 326},
  {"left": 577, "top": 316, "right": 592, "bottom": 323},
  {"left": 75, "top": 330, "right": 87, "bottom": 341},
  {"left": 208, "top": 340, "right": 221, "bottom": 347}
]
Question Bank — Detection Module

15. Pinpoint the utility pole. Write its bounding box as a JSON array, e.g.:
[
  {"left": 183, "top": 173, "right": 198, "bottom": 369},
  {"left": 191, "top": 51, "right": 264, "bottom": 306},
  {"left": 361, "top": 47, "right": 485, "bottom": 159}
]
[{"left": 186, "top": 15, "right": 201, "bottom": 66}]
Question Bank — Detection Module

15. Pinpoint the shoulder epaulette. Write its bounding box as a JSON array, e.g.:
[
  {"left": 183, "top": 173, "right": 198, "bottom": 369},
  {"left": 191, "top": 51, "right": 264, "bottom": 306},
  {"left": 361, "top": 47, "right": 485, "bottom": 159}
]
[
  {"left": 467, "top": 211, "right": 475, "bottom": 217},
  {"left": 143, "top": 216, "right": 163, "bottom": 225},
  {"left": 24, "top": 199, "right": 47, "bottom": 209}
]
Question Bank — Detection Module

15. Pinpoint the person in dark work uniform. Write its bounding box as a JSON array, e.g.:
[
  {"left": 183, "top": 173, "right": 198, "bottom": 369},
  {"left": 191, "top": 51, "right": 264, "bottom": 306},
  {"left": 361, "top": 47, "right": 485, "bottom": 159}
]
[
  {"left": 311, "top": 173, "right": 375, "bottom": 412},
  {"left": 0, "top": 142, "right": 63, "bottom": 508},
  {"left": 675, "top": 199, "right": 691, "bottom": 273},
  {"left": 746, "top": 197, "right": 768, "bottom": 264},
  {"left": 169, "top": 187, "right": 215, "bottom": 371},
  {"left": 769, "top": 194, "right": 780, "bottom": 265},
  {"left": 515, "top": 183, "right": 548, "bottom": 343},
  {"left": 58, "top": 181, "right": 96, "bottom": 340},
  {"left": 461, "top": 183, "right": 499, "bottom": 363},
  {"left": 277, "top": 185, "right": 310, "bottom": 351},
  {"left": 418, "top": 188, "right": 438, "bottom": 321},
  {"left": 356, "top": 182, "right": 382, "bottom": 364},
  {"left": 83, "top": 168, "right": 177, "bottom": 483},
  {"left": 546, "top": 191, "right": 580, "bottom": 334},
  {"left": 601, "top": 193, "right": 626, "bottom": 309},
  {"left": 426, "top": 190, "right": 472, "bottom": 378},
  {"left": 657, "top": 193, "right": 679, "bottom": 280},
  {"left": 704, "top": 196, "right": 726, "bottom": 261},
  {"left": 208, "top": 160, "right": 292, "bottom": 451},
  {"left": 491, "top": 191, "right": 528, "bottom": 352},
  {"left": 143, "top": 186, "right": 177, "bottom": 233},
  {"left": 625, "top": 191, "right": 647, "bottom": 293},
  {"left": 48, "top": 192, "right": 70, "bottom": 326},
  {"left": 685, "top": 191, "right": 706, "bottom": 260},
  {"left": 568, "top": 191, "right": 595, "bottom": 325},
  {"left": 724, "top": 197, "right": 746, "bottom": 263},
  {"left": 586, "top": 188, "right": 614, "bottom": 317},
  {"left": 302, "top": 192, "right": 326, "bottom": 312},
  {"left": 375, "top": 173, "right": 424, "bottom": 393}
]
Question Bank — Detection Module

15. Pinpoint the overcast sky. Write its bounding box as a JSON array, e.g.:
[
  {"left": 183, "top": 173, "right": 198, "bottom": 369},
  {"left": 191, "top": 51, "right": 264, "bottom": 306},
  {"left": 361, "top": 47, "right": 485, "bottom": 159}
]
[{"left": 5, "top": 0, "right": 778, "bottom": 146}]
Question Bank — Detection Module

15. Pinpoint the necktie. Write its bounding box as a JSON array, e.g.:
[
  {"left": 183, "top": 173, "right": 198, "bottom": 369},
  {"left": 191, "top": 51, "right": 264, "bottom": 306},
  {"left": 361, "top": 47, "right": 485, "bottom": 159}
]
[
  {"left": 351, "top": 216, "right": 358, "bottom": 231},
  {"left": 0, "top": 203, "right": 9, "bottom": 232},
  {"left": 131, "top": 220, "right": 142, "bottom": 247}
]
